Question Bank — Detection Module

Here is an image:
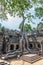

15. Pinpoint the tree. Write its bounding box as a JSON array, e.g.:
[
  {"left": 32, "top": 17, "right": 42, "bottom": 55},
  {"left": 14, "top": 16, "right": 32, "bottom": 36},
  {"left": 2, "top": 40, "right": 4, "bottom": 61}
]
[
  {"left": 0, "top": 0, "right": 43, "bottom": 31},
  {"left": 19, "top": 23, "right": 32, "bottom": 32},
  {"left": 0, "top": 0, "right": 43, "bottom": 27},
  {"left": 0, "top": 23, "right": 2, "bottom": 29},
  {"left": 0, "top": 0, "right": 43, "bottom": 54},
  {"left": 37, "top": 22, "right": 43, "bottom": 30},
  {"left": 0, "top": 1, "right": 8, "bottom": 20},
  {"left": 33, "top": 0, "right": 43, "bottom": 21}
]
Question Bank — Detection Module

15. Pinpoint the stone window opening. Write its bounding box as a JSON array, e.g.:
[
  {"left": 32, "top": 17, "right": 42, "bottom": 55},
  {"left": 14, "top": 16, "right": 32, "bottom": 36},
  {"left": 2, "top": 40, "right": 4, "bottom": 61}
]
[
  {"left": 9, "top": 35, "right": 13, "bottom": 38},
  {"left": 16, "top": 45, "right": 19, "bottom": 50},
  {"left": 29, "top": 44, "right": 33, "bottom": 49},
  {"left": 37, "top": 44, "right": 41, "bottom": 48},
  {"left": 10, "top": 44, "right": 14, "bottom": 51}
]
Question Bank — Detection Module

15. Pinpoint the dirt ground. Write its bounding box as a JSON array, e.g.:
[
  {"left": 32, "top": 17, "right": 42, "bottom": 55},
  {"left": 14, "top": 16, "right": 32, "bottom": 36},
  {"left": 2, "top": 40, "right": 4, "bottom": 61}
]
[
  {"left": 0, "top": 56, "right": 43, "bottom": 65},
  {"left": 0, "top": 58, "right": 43, "bottom": 65},
  {"left": 10, "top": 59, "right": 43, "bottom": 65}
]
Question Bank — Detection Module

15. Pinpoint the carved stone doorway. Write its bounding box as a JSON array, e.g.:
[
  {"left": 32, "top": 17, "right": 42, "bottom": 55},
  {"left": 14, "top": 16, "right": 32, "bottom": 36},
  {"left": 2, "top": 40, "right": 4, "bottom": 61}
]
[{"left": 10, "top": 44, "right": 14, "bottom": 51}]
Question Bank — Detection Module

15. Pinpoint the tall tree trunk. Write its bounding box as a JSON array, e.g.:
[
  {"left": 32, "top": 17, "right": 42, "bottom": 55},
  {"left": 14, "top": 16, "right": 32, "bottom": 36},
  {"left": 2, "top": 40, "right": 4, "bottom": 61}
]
[{"left": 21, "top": 13, "right": 25, "bottom": 54}]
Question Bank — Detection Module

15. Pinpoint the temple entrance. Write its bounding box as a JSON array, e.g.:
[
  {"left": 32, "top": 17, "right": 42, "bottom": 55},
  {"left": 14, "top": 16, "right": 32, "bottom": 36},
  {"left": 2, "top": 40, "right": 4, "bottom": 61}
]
[
  {"left": 16, "top": 45, "right": 19, "bottom": 50},
  {"left": 37, "top": 43, "right": 41, "bottom": 48},
  {"left": 10, "top": 44, "right": 14, "bottom": 51},
  {"left": 29, "top": 44, "right": 33, "bottom": 49}
]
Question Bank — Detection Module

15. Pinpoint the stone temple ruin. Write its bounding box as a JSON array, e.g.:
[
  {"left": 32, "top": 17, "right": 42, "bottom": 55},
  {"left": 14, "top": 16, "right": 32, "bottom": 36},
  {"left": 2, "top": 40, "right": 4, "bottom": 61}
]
[{"left": 0, "top": 29, "right": 43, "bottom": 56}]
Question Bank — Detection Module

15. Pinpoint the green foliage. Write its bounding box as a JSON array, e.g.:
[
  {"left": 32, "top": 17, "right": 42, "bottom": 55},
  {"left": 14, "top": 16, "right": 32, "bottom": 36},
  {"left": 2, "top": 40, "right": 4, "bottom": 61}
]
[
  {"left": 19, "top": 23, "right": 32, "bottom": 32},
  {"left": 0, "top": 1, "right": 8, "bottom": 20},
  {"left": 37, "top": 22, "right": 43, "bottom": 29},
  {"left": 32, "top": 0, "right": 43, "bottom": 20},
  {"left": 0, "top": 0, "right": 33, "bottom": 20},
  {"left": 0, "top": 23, "right": 9, "bottom": 32},
  {"left": 35, "top": 7, "right": 43, "bottom": 18},
  {"left": 0, "top": 0, "right": 43, "bottom": 19},
  {"left": 1, "top": 26, "right": 5, "bottom": 32},
  {"left": 32, "top": 27, "right": 37, "bottom": 31},
  {"left": 24, "top": 24, "right": 32, "bottom": 32},
  {"left": 32, "top": 0, "right": 43, "bottom": 5}
]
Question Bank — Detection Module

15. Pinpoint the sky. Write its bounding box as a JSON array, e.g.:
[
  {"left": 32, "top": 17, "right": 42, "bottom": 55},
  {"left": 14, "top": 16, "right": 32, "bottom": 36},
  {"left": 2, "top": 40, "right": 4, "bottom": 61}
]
[
  {"left": 0, "top": 14, "right": 41, "bottom": 30},
  {"left": 0, "top": 14, "right": 22, "bottom": 30}
]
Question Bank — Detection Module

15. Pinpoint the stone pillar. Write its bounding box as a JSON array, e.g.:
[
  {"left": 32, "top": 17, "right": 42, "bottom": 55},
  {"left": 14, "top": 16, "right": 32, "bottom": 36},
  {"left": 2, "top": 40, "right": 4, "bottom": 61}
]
[{"left": 40, "top": 41, "right": 43, "bottom": 55}]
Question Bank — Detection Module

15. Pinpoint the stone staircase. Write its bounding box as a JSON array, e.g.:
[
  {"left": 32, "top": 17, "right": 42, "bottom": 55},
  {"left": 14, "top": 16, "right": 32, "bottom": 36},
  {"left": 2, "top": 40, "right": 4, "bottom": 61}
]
[{"left": 20, "top": 54, "right": 41, "bottom": 63}]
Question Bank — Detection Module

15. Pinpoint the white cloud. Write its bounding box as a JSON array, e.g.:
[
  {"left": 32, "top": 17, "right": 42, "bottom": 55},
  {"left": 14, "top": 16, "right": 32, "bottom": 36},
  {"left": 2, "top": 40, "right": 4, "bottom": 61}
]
[{"left": 0, "top": 14, "right": 22, "bottom": 30}]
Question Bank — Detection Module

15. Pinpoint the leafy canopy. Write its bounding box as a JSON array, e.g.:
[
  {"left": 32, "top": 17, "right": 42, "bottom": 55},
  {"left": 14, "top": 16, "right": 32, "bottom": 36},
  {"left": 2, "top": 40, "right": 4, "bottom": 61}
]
[
  {"left": 0, "top": 0, "right": 43, "bottom": 19},
  {"left": 37, "top": 22, "right": 43, "bottom": 29},
  {"left": 0, "top": 0, "right": 43, "bottom": 31}
]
